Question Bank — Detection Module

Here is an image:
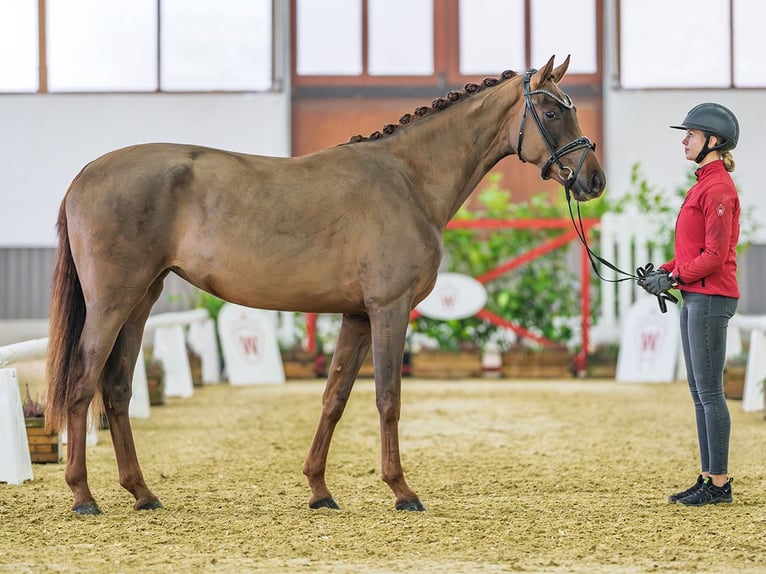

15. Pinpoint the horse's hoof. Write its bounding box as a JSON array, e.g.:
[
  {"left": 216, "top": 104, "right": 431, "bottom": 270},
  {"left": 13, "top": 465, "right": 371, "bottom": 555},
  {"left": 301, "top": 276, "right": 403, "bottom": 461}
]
[
  {"left": 73, "top": 502, "right": 102, "bottom": 515},
  {"left": 135, "top": 499, "right": 164, "bottom": 511},
  {"left": 396, "top": 499, "right": 426, "bottom": 512},
  {"left": 309, "top": 497, "right": 340, "bottom": 510}
]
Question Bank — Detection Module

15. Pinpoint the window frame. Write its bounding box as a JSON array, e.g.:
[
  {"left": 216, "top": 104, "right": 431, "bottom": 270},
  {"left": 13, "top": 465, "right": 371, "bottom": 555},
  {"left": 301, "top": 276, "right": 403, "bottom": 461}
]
[
  {"left": 11, "top": 0, "right": 279, "bottom": 95},
  {"left": 292, "top": 0, "right": 603, "bottom": 89},
  {"left": 617, "top": 0, "right": 765, "bottom": 90}
]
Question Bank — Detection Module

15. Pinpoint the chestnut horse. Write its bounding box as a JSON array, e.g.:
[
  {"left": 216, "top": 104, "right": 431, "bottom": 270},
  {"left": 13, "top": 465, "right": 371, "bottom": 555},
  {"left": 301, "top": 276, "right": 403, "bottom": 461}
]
[{"left": 46, "top": 56, "right": 605, "bottom": 515}]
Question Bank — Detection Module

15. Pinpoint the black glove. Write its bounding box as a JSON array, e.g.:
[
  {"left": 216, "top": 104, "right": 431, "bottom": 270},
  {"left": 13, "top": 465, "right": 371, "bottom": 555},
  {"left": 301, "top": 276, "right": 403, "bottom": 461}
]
[
  {"left": 636, "top": 264, "right": 679, "bottom": 314},
  {"left": 638, "top": 269, "right": 676, "bottom": 295}
]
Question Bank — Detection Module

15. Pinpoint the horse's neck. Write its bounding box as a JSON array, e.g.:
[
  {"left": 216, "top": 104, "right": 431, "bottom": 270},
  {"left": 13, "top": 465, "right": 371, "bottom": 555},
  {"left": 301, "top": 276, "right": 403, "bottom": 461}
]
[{"left": 381, "top": 82, "right": 523, "bottom": 227}]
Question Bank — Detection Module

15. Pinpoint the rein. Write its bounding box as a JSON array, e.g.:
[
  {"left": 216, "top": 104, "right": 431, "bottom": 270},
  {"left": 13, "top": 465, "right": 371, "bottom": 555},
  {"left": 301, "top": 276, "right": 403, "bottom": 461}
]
[{"left": 517, "top": 69, "right": 678, "bottom": 313}]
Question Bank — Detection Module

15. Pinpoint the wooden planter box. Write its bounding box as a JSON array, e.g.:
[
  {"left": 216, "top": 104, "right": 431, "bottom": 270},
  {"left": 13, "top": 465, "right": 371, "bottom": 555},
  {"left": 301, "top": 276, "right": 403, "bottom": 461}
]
[
  {"left": 723, "top": 365, "right": 746, "bottom": 400},
  {"left": 281, "top": 349, "right": 318, "bottom": 379},
  {"left": 502, "top": 347, "right": 573, "bottom": 379},
  {"left": 411, "top": 349, "right": 483, "bottom": 379},
  {"left": 586, "top": 361, "right": 617, "bottom": 379},
  {"left": 25, "top": 417, "right": 61, "bottom": 464},
  {"left": 147, "top": 375, "right": 165, "bottom": 406},
  {"left": 358, "top": 350, "right": 375, "bottom": 378},
  {"left": 188, "top": 349, "right": 203, "bottom": 386}
]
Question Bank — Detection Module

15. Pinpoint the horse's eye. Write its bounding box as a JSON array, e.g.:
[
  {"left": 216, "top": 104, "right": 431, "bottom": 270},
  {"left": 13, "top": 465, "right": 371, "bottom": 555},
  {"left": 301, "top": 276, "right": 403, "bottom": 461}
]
[{"left": 544, "top": 110, "right": 558, "bottom": 120}]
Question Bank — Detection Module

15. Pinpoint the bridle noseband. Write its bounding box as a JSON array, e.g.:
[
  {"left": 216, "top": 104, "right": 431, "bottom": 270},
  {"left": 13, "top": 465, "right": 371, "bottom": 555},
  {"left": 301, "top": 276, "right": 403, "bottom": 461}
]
[
  {"left": 516, "top": 69, "right": 595, "bottom": 191},
  {"left": 516, "top": 69, "right": 677, "bottom": 312}
]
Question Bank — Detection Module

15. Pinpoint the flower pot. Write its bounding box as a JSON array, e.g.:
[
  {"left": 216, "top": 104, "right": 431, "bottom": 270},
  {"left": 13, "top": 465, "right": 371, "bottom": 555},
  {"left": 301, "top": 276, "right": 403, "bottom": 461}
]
[
  {"left": 25, "top": 417, "right": 61, "bottom": 464},
  {"left": 281, "top": 348, "right": 319, "bottom": 379},
  {"left": 188, "top": 349, "right": 203, "bottom": 387},
  {"left": 722, "top": 365, "right": 745, "bottom": 400},
  {"left": 502, "top": 347, "right": 573, "bottom": 379},
  {"left": 147, "top": 375, "right": 165, "bottom": 406},
  {"left": 411, "top": 349, "right": 483, "bottom": 379}
]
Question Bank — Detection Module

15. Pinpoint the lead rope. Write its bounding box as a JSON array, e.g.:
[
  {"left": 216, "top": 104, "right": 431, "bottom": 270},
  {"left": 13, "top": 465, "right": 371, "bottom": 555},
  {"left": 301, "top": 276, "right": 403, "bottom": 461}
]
[{"left": 564, "top": 182, "right": 678, "bottom": 313}]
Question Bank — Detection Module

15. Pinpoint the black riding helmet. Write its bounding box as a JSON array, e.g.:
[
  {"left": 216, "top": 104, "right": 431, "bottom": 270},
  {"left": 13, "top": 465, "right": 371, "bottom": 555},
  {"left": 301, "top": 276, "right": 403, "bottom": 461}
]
[{"left": 670, "top": 103, "right": 739, "bottom": 163}]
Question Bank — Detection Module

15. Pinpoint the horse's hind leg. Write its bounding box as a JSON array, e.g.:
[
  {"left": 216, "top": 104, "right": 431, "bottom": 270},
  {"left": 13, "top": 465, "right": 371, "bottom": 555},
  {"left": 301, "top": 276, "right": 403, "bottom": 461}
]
[
  {"left": 102, "top": 276, "right": 166, "bottom": 510},
  {"left": 65, "top": 309, "right": 132, "bottom": 514},
  {"left": 304, "top": 313, "right": 372, "bottom": 509}
]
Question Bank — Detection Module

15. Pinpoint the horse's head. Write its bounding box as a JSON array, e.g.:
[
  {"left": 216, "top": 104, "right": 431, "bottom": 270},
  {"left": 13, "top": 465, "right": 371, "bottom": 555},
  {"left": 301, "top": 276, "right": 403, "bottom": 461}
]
[{"left": 515, "top": 56, "right": 605, "bottom": 202}]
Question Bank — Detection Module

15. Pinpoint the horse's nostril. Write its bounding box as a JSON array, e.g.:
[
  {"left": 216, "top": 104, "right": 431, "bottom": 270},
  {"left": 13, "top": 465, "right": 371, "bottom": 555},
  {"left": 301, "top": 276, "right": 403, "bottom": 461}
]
[{"left": 590, "top": 171, "right": 606, "bottom": 196}]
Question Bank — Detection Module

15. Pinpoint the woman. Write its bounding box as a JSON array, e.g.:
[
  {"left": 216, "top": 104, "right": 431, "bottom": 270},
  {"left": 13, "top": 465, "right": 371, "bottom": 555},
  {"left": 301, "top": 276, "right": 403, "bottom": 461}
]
[{"left": 638, "top": 102, "right": 740, "bottom": 506}]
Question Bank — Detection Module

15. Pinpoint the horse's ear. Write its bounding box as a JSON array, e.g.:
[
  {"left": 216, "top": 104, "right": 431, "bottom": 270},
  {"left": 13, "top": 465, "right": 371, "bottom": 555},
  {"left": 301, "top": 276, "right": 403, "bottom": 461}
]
[
  {"left": 530, "top": 56, "right": 556, "bottom": 90},
  {"left": 551, "top": 55, "right": 571, "bottom": 83}
]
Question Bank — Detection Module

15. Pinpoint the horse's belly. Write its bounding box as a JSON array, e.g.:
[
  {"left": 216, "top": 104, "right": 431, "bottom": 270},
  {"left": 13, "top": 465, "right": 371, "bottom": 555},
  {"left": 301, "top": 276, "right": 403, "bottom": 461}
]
[{"left": 176, "top": 246, "right": 436, "bottom": 315}]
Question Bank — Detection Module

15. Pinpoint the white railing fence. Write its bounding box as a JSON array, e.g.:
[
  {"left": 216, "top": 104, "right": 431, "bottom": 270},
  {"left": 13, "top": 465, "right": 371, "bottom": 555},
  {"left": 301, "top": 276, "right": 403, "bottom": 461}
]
[{"left": 592, "top": 212, "right": 666, "bottom": 345}]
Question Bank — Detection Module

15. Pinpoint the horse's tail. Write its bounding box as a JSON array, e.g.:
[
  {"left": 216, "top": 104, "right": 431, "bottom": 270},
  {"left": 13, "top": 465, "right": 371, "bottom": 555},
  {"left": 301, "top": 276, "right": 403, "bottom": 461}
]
[{"left": 45, "top": 195, "right": 86, "bottom": 432}]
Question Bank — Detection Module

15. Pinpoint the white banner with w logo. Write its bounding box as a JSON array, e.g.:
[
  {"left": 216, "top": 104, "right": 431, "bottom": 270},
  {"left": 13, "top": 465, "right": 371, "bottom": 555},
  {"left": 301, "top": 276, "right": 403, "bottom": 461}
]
[{"left": 616, "top": 295, "right": 680, "bottom": 383}]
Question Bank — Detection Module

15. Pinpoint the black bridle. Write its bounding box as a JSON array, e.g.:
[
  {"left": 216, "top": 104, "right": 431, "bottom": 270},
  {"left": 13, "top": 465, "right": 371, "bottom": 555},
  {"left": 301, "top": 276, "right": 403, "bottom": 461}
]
[
  {"left": 517, "top": 69, "right": 677, "bottom": 312},
  {"left": 516, "top": 69, "right": 595, "bottom": 184}
]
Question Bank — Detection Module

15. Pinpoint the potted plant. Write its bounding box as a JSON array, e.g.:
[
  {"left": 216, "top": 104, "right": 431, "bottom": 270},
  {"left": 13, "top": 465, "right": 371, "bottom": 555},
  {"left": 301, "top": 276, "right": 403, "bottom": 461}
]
[
  {"left": 722, "top": 353, "right": 747, "bottom": 400},
  {"left": 186, "top": 344, "right": 204, "bottom": 387},
  {"left": 145, "top": 352, "right": 166, "bottom": 406},
  {"left": 23, "top": 385, "right": 61, "bottom": 463},
  {"left": 585, "top": 343, "right": 620, "bottom": 379}
]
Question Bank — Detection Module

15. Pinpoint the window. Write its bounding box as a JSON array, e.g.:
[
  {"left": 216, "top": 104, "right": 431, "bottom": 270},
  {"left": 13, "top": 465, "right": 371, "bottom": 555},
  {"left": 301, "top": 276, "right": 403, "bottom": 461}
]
[
  {"left": 47, "top": 0, "right": 158, "bottom": 92},
  {"left": 296, "top": 0, "right": 362, "bottom": 75},
  {"left": 733, "top": 1, "right": 766, "bottom": 87},
  {"left": 531, "top": 0, "right": 597, "bottom": 74},
  {"left": 368, "top": 0, "right": 433, "bottom": 76},
  {"left": 619, "top": 0, "right": 766, "bottom": 89},
  {"left": 160, "top": 0, "right": 273, "bottom": 91},
  {"left": 0, "top": 0, "right": 38, "bottom": 92},
  {"left": 294, "top": 0, "right": 600, "bottom": 85},
  {"left": 0, "top": 0, "right": 275, "bottom": 93},
  {"left": 459, "top": 0, "right": 525, "bottom": 75}
]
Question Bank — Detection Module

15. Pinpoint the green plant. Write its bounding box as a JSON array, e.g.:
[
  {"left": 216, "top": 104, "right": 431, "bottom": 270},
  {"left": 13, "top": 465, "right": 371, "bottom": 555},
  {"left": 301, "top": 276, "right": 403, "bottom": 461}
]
[
  {"left": 145, "top": 354, "right": 165, "bottom": 379},
  {"left": 189, "top": 290, "right": 226, "bottom": 322},
  {"left": 410, "top": 174, "right": 585, "bottom": 351}
]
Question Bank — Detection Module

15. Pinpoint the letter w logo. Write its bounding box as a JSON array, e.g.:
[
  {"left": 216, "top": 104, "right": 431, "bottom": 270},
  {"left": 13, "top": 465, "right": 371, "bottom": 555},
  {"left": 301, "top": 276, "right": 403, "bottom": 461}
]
[
  {"left": 239, "top": 334, "right": 260, "bottom": 359},
  {"left": 440, "top": 293, "right": 455, "bottom": 309},
  {"left": 641, "top": 332, "right": 660, "bottom": 353}
]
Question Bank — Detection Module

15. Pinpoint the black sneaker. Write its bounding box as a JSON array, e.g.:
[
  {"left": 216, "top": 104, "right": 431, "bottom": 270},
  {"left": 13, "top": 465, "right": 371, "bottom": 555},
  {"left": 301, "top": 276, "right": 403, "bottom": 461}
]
[
  {"left": 668, "top": 475, "right": 705, "bottom": 504},
  {"left": 679, "top": 478, "right": 733, "bottom": 506}
]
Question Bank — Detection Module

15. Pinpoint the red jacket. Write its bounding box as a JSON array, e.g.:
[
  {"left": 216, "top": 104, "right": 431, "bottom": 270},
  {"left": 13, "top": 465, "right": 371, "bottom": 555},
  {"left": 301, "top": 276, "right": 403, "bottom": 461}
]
[{"left": 660, "top": 160, "right": 740, "bottom": 298}]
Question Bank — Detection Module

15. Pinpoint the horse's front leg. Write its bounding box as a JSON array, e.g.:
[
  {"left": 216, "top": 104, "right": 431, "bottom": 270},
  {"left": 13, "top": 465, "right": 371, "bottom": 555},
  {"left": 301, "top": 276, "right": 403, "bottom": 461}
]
[
  {"left": 370, "top": 301, "right": 425, "bottom": 511},
  {"left": 304, "top": 313, "right": 371, "bottom": 509}
]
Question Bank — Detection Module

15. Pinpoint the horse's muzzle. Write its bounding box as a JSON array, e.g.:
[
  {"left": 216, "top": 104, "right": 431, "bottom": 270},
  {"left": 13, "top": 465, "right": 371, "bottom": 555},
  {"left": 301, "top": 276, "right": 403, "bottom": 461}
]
[{"left": 570, "top": 169, "right": 606, "bottom": 202}]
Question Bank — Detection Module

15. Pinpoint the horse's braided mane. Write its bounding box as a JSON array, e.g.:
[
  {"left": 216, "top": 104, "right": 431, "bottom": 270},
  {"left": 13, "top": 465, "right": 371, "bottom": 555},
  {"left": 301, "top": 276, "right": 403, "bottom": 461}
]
[{"left": 343, "top": 69, "right": 518, "bottom": 145}]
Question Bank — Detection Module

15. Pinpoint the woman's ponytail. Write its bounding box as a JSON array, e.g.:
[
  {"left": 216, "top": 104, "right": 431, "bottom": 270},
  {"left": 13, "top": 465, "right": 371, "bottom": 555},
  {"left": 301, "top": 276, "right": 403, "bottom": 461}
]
[{"left": 721, "top": 150, "right": 735, "bottom": 172}]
